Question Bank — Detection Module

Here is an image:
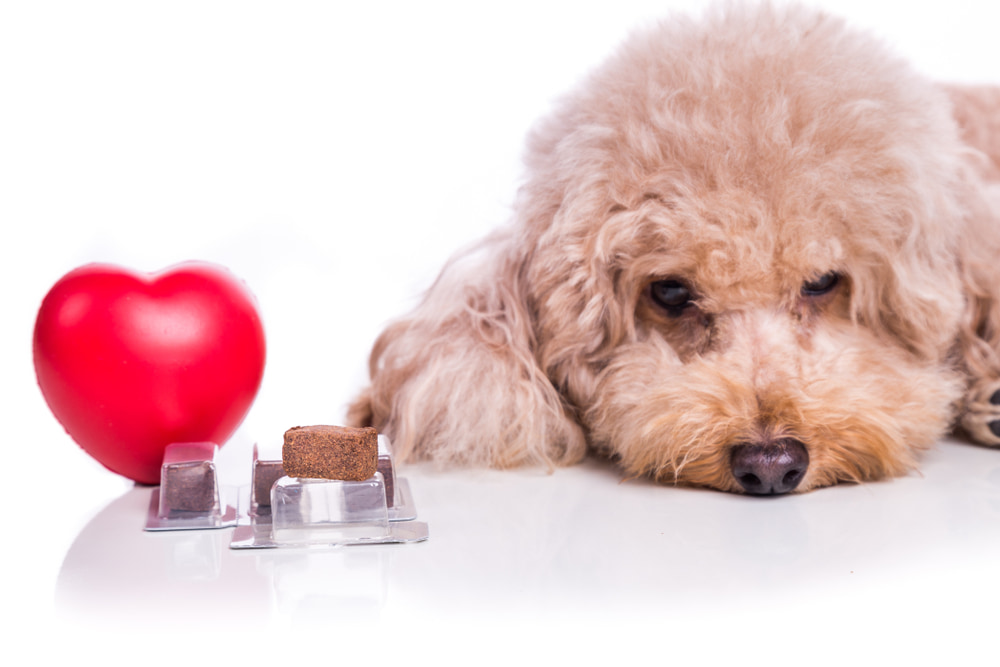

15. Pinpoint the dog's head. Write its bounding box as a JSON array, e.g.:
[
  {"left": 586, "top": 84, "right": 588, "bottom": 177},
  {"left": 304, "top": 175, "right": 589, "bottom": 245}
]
[
  {"left": 356, "top": 5, "right": 994, "bottom": 494},
  {"left": 514, "top": 6, "right": 981, "bottom": 493}
]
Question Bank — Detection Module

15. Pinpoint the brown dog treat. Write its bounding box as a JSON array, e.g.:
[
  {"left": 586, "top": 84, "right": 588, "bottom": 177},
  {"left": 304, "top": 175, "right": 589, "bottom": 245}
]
[
  {"left": 252, "top": 458, "right": 285, "bottom": 509},
  {"left": 161, "top": 461, "right": 218, "bottom": 514},
  {"left": 158, "top": 443, "right": 220, "bottom": 516},
  {"left": 377, "top": 451, "right": 395, "bottom": 508},
  {"left": 283, "top": 425, "right": 378, "bottom": 481}
]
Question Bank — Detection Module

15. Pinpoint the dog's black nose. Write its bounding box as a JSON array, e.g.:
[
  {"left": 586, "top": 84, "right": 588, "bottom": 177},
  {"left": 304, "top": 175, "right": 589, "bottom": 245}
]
[{"left": 730, "top": 439, "right": 809, "bottom": 495}]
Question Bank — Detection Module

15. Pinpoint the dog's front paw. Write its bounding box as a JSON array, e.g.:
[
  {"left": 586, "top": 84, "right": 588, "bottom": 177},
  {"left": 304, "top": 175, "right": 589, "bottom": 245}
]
[{"left": 961, "top": 380, "right": 1000, "bottom": 446}]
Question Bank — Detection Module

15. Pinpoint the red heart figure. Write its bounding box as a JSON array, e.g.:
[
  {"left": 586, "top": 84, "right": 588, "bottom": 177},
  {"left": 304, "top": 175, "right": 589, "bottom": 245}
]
[{"left": 33, "top": 262, "right": 266, "bottom": 484}]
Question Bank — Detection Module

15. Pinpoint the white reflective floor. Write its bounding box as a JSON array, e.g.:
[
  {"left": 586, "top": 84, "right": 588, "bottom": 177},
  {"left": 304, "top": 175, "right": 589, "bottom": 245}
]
[{"left": 37, "top": 435, "right": 1000, "bottom": 663}]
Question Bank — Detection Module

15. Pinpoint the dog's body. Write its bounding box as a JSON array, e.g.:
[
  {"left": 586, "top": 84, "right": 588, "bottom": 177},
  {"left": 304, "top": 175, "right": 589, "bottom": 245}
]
[{"left": 349, "top": 3, "right": 1000, "bottom": 494}]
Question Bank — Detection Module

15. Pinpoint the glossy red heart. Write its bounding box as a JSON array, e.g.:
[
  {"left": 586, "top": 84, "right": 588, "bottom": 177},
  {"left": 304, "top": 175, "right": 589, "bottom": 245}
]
[{"left": 33, "top": 262, "right": 266, "bottom": 484}]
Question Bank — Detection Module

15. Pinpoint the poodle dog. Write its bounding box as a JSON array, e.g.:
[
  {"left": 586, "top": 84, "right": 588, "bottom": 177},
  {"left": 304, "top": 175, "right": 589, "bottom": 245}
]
[{"left": 349, "top": 3, "right": 1000, "bottom": 494}]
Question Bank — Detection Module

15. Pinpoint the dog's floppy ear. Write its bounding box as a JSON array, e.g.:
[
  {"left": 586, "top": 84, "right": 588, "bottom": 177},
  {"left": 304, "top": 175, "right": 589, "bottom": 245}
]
[
  {"left": 954, "top": 180, "right": 1000, "bottom": 385},
  {"left": 347, "top": 232, "right": 587, "bottom": 467},
  {"left": 953, "top": 185, "right": 1000, "bottom": 444},
  {"left": 839, "top": 85, "right": 1000, "bottom": 371},
  {"left": 947, "top": 86, "right": 1000, "bottom": 379},
  {"left": 940, "top": 86, "right": 1000, "bottom": 443}
]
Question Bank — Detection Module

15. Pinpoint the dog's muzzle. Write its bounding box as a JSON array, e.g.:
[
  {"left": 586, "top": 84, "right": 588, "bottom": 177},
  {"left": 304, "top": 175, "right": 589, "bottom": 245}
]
[{"left": 730, "top": 438, "right": 809, "bottom": 495}]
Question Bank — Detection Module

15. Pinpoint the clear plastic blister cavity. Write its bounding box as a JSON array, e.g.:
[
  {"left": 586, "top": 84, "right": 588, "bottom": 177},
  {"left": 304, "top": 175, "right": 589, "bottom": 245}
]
[
  {"left": 144, "top": 442, "right": 238, "bottom": 531},
  {"left": 230, "top": 435, "right": 428, "bottom": 549}
]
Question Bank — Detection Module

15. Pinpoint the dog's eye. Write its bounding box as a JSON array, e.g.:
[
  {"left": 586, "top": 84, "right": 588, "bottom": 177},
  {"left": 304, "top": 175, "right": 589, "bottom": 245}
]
[
  {"left": 650, "top": 280, "right": 694, "bottom": 316},
  {"left": 801, "top": 272, "right": 840, "bottom": 296}
]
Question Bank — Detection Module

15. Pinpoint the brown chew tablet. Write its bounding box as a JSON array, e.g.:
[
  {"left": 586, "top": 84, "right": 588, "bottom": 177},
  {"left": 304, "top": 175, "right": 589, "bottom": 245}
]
[
  {"left": 282, "top": 425, "right": 378, "bottom": 481},
  {"left": 162, "top": 461, "right": 217, "bottom": 513},
  {"left": 377, "top": 450, "right": 395, "bottom": 508},
  {"left": 252, "top": 458, "right": 285, "bottom": 509}
]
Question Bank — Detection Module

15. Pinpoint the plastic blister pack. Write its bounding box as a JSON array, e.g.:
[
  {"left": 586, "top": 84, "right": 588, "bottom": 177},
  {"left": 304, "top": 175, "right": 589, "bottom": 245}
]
[
  {"left": 230, "top": 436, "right": 428, "bottom": 548},
  {"left": 144, "top": 442, "right": 238, "bottom": 531}
]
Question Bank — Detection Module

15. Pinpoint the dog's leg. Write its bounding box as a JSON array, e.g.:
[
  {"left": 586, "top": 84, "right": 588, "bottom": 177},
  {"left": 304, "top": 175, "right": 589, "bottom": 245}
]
[
  {"left": 955, "top": 282, "right": 1000, "bottom": 447},
  {"left": 961, "top": 380, "right": 1000, "bottom": 446}
]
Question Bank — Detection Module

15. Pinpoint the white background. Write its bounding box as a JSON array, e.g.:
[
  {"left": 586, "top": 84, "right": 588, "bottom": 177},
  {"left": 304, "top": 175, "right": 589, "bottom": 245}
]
[{"left": 2, "top": 1, "right": 999, "bottom": 664}]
